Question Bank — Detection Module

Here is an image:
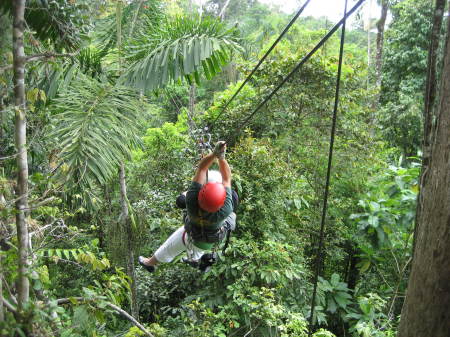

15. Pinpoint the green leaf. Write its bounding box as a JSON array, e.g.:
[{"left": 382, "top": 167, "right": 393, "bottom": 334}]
[
  {"left": 69, "top": 297, "right": 79, "bottom": 305},
  {"left": 63, "top": 250, "right": 71, "bottom": 260},
  {"left": 327, "top": 298, "right": 337, "bottom": 313},
  {"left": 369, "top": 201, "right": 380, "bottom": 212},
  {"left": 330, "top": 273, "right": 340, "bottom": 286},
  {"left": 368, "top": 215, "right": 379, "bottom": 227},
  {"left": 334, "top": 293, "right": 350, "bottom": 308}
]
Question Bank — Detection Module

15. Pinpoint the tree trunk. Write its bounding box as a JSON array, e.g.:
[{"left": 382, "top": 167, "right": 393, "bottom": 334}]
[
  {"left": 413, "top": 0, "right": 446, "bottom": 258},
  {"left": 397, "top": 6, "right": 450, "bottom": 336},
  {"left": 0, "top": 94, "right": 4, "bottom": 147},
  {"left": 345, "top": 247, "right": 359, "bottom": 291},
  {"left": 422, "top": 0, "right": 446, "bottom": 163},
  {"left": 187, "top": 84, "right": 196, "bottom": 131},
  {"left": 116, "top": 4, "right": 138, "bottom": 319},
  {"left": 12, "top": 0, "right": 30, "bottom": 310},
  {"left": 375, "top": 0, "right": 388, "bottom": 89},
  {"left": 189, "top": 84, "right": 196, "bottom": 116},
  {"left": 218, "top": 0, "right": 232, "bottom": 21},
  {"left": 119, "top": 163, "right": 138, "bottom": 319},
  {"left": 0, "top": 255, "right": 4, "bottom": 322},
  {"left": 367, "top": 0, "right": 372, "bottom": 75}
]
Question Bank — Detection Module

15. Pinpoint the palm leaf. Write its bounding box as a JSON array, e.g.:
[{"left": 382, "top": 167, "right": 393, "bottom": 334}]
[
  {"left": 48, "top": 74, "right": 144, "bottom": 190},
  {"left": 123, "top": 15, "right": 242, "bottom": 92}
]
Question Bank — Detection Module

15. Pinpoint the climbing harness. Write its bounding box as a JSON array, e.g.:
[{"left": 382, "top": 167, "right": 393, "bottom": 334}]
[{"left": 182, "top": 210, "right": 234, "bottom": 272}]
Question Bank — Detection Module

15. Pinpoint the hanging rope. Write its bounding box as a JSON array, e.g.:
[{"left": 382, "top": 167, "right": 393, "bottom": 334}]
[
  {"left": 220, "top": 0, "right": 364, "bottom": 144},
  {"left": 308, "top": 0, "right": 349, "bottom": 335},
  {"left": 209, "top": 0, "right": 312, "bottom": 133}
]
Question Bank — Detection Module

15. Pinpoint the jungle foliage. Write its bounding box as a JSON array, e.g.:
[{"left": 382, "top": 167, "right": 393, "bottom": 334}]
[{"left": 0, "top": 0, "right": 441, "bottom": 336}]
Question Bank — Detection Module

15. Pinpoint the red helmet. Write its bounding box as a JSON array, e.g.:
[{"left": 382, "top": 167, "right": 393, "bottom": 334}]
[{"left": 198, "top": 182, "right": 226, "bottom": 213}]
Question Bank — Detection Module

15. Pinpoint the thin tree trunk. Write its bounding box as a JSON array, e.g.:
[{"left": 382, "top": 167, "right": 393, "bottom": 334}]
[
  {"left": 187, "top": 84, "right": 196, "bottom": 131},
  {"left": 0, "top": 91, "right": 4, "bottom": 144},
  {"left": 346, "top": 248, "right": 359, "bottom": 291},
  {"left": 0, "top": 9, "right": 10, "bottom": 152},
  {"left": 12, "top": 0, "right": 30, "bottom": 310},
  {"left": 116, "top": 4, "right": 138, "bottom": 319},
  {"left": 119, "top": 163, "right": 138, "bottom": 318},
  {"left": 367, "top": 0, "right": 372, "bottom": 76},
  {"left": 0, "top": 255, "right": 4, "bottom": 322},
  {"left": 375, "top": 0, "right": 388, "bottom": 89},
  {"left": 189, "top": 84, "right": 196, "bottom": 116},
  {"left": 397, "top": 5, "right": 450, "bottom": 335},
  {"left": 218, "top": 0, "right": 232, "bottom": 20}
]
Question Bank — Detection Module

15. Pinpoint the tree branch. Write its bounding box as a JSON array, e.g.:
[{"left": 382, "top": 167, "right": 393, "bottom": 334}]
[
  {"left": 3, "top": 298, "right": 17, "bottom": 314},
  {"left": 56, "top": 297, "right": 153, "bottom": 337},
  {"left": 26, "top": 197, "right": 57, "bottom": 211},
  {"left": 0, "top": 51, "right": 78, "bottom": 73}
]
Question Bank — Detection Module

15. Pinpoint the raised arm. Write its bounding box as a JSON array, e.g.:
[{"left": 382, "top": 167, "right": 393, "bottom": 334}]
[
  {"left": 218, "top": 158, "right": 231, "bottom": 188},
  {"left": 192, "top": 153, "right": 217, "bottom": 185},
  {"left": 213, "top": 141, "right": 231, "bottom": 188}
]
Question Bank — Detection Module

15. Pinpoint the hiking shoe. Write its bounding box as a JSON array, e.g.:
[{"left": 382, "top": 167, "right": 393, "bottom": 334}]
[{"left": 138, "top": 256, "right": 155, "bottom": 273}]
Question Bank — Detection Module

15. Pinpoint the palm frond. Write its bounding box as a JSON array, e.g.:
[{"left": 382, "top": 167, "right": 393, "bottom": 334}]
[
  {"left": 123, "top": 15, "right": 242, "bottom": 92},
  {"left": 30, "top": 46, "right": 109, "bottom": 101},
  {"left": 48, "top": 75, "right": 143, "bottom": 189}
]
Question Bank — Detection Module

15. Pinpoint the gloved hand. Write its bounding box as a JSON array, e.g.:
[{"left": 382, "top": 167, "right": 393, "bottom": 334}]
[{"left": 213, "top": 141, "right": 226, "bottom": 159}]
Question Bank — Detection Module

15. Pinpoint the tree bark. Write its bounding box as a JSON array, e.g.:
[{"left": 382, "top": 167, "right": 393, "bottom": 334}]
[
  {"left": 12, "top": 0, "right": 30, "bottom": 310},
  {"left": 0, "top": 255, "right": 4, "bottom": 322},
  {"left": 375, "top": 0, "right": 388, "bottom": 89},
  {"left": 413, "top": 0, "right": 446, "bottom": 259},
  {"left": 0, "top": 14, "right": 6, "bottom": 146},
  {"left": 119, "top": 163, "right": 138, "bottom": 319},
  {"left": 422, "top": 0, "right": 446, "bottom": 162},
  {"left": 397, "top": 6, "right": 450, "bottom": 336}
]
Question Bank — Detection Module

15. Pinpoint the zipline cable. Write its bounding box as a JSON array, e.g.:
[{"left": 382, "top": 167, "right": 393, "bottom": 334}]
[
  {"left": 307, "top": 0, "right": 349, "bottom": 335},
  {"left": 224, "top": 0, "right": 365, "bottom": 144},
  {"left": 209, "top": 0, "right": 312, "bottom": 132}
]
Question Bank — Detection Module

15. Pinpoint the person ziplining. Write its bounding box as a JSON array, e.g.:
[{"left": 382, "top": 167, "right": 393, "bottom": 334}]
[
  {"left": 138, "top": 141, "right": 237, "bottom": 273},
  {"left": 138, "top": 0, "right": 361, "bottom": 333}
]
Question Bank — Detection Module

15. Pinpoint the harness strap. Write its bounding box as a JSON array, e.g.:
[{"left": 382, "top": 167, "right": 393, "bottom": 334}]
[{"left": 222, "top": 228, "right": 231, "bottom": 255}]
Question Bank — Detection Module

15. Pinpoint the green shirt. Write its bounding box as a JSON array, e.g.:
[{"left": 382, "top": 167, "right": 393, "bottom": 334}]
[{"left": 186, "top": 181, "right": 233, "bottom": 250}]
